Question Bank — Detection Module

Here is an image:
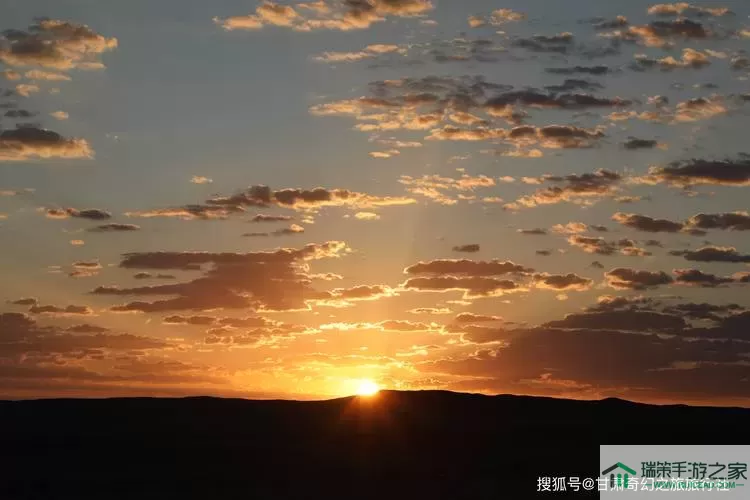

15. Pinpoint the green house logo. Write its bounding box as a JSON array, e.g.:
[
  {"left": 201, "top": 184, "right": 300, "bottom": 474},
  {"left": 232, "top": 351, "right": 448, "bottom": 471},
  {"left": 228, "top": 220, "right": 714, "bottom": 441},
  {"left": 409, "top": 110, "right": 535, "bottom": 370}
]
[{"left": 602, "top": 462, "right": 637, "bottom": 488}]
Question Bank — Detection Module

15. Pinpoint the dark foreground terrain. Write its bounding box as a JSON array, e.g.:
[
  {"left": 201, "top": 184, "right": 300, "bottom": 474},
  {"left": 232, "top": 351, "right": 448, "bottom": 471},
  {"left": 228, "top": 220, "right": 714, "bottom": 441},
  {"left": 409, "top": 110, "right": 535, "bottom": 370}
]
[{"left": 1, "top": 390, "right": 748, "bottom": 499}]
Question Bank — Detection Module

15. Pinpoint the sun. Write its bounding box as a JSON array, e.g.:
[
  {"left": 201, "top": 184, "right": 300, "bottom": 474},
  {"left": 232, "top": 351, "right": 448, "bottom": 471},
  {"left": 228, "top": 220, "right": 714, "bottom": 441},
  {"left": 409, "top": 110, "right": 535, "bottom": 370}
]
[{"left": 355, "top": 379, "right": 380, "bottom": 396}]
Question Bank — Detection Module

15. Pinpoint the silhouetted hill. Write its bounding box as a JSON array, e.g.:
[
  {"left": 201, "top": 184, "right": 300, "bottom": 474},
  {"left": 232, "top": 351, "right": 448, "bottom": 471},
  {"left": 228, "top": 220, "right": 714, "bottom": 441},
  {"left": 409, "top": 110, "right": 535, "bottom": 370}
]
[{"left": 1, "top": 390, "right": 748, "bottom": 499}]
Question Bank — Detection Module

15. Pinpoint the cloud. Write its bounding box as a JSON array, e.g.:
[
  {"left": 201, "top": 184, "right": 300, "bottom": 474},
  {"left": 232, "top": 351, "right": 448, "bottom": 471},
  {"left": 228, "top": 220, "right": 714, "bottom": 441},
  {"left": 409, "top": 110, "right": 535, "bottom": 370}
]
[
  {"left": 603, "top": 19, "right": 711, "bottom": 48},
  {"left": 24, "top": 69, "right": 71, "bottom": 81},
  {"left": 401, "top": 276, "right": 523, "bottom": 298},
  {"left": 505, "top": 169, "right": 621, "bottom": 210},
  {"left": 404, "top": 259, "right": 533, "bottom": 277},
  {"left": 398, "top": 173, "right": 496, "bottom": 205},
  {"left": 605, "top": 268, "right": 674, "bottom": 289},
  {"left": 511, "top": 33, "right": 575, "bottom": 54},
  {"left": 673, "top": 268, "right": 736, "bottom": 287},
  {"left": 28, "top": 304, "right": 93, "bottom": 316},
  {"left": 632, "top": 48, "right": 712, "bottom": 70},
  {"left": 163, "top": 315, "right": 216, "bottom": 326},
  {"left": 250, "top": 214, "right": 293, "bottom": 223},
  {"left": 673, "top": 96, "right": 726, "bottom": 122},
  {"left": 0, "top": 126, "right": 92, "bottom": 161},
  {"left": 532, "top": 273, "right": 593, "bottom": 291},
  {"left": 0, "top": 19, "right": 117, "bottom": 69},
  {"left": 686, "top": 212, "right": 750, "bottom": 231},
  {"left": 552, "top": 222, "right": 596, "bottom": 235},
  {"left": 623, "top": 138, "right": 664, "bottom": 150},
  {"left": 45, "top": 207, "right": 111, "bottom": 220},
  {"left": 669, "top": 246, "right": 750, "bottom": 263},
  {"left": 205, "top": 185, "right": 415, "bottom": 213},
  {"left": 518, "top": 228, "right": 547, "bottom": 235},
  {"left": 94, "top": 242, "right": 350, "bottom": 313},
  {"left": 647, "top": 3, "right": 731, "bottom": 17},
  {"left": 567, "top": 235, "right": 648, "bottom": 257},
  {"left": 50, "top": 111, "right": 69, "bottom": 120},
  {"left": 354, "top": 211, "right": 380, "bottom": 220},
  {"left": 452, "top": 244, "right": 480, "bottom": 253},
  {"left": 636, "top": 156, "right": 750, "bottom": 187},
  {"left": 87, "top": 223, "right": 140, "bottom": 232},
  {"left": 454, "top": 312, "right": 503, "bottom": 323},
  {"left": 662, "top": 302, "right": 744, "bottom": 321},
  {"left": 15, "top": 84, "right": 40, "bottom": 97},
  {"left": 485, "top": 90, "right": 630, "bottom": 111},
  {"left": 243, "top": 224, "right": 306, "bottom": 237},
  {"left": 215, "top": 0, "right": 433, "bottom": 33},
  {"left": 0, "top": 188, "right": 34, "bottom": 196},
  {"left": 369, "top": 150, "right": 400, "bottom": 159},
  {"left": 545, "top": 310, "right": 685, "bottom": 332},
  {"left": 314, "top": 43, "right": 406, "bottom": 63},
  {"left": 9, "top": 298, "right": 37, "bottom": 306},
  {"left": 468, "top": 9, "right": 525, "bottom": 28},
  {"left": 612, "top": 212, "right": 684, "bottom": 233},
  {"left": 409, "top": 307, "right": 452, "bottom": 315},
  {"left": 125, "top": 205, "right": 245, "bottom": 220},
  {"left": 190, "top": 176, "right": 212, "bottom": 184}
]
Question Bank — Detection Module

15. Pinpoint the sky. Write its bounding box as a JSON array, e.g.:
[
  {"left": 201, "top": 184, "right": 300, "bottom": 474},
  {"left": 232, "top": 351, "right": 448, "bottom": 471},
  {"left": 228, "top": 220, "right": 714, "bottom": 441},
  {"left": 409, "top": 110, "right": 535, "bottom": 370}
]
[{"left": 1, "top": 0, "right": 750, "bottom": 405}]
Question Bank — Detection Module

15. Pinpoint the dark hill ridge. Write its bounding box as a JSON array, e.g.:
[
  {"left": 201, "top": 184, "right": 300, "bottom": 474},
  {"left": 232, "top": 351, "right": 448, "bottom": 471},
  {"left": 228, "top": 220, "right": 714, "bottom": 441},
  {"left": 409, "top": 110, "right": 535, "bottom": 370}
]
[{"left": 1, "top": 390, "right": 748, "bottom": 499}]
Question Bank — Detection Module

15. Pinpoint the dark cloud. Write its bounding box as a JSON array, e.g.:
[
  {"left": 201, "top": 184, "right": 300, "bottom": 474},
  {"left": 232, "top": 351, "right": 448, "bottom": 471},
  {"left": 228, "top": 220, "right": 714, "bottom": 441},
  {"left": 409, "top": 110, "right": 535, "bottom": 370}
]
[
  {"left": 46, "top": 207, "right": 111, "bottom": 220},
  {"left": 605, "top": 268, "right": 674, "bottom": 289},
  {"left": 623, "top": 138, "right": 660, "bottom": 150},
  {"left": 544, "top": 79, "right": 603, "bottom": 93},
  {"left": 663, "top": 302, "right": 744, "bottom": 321},
  {"left": 686, "top": 212, "right": 750, "bottom": 231},
  {"left": 0, "top": 125, "right": 92, "bottom": 161},
  {"left": 28, "top": 304, "right": 93, "bottom": 315},
  {"left": 163, "top": 315, "right": 216, "bottom": 326},
  {"left": 511, "top": 32, "right": 574, "bottom": 54},
  {"left": 9, "top": 297, "right": 37, "bottom": 306},
  {"left": 452, "top": 244, "right": 480, "bottom": 253},
  {"left": 87, "top": 223, "right": 140, "bottom": 232},
  {"left": 401, "top": 276, "right": 522, "bottom": 298},
  {"left": 536, "top": 250, "right": 552, "bottom": 256},
  {"left": 404, "top": 259, "right": 533, "bottom": 276},
  {"left": 422, "top": 313, "right": 750, "bottom": 400},
  {"left": 93, "top": 242, "right": 349, "bottom": 313},
  {"left": 638, "top": 157, "right": 750, "bottom": 186},
  {"left": 518, "top": 228, "right": 547, "bottom": 235},
  {"left": 669, "top": 246, "right": 750, "bottom": 263},
  {"left": 673, "top": 269, "right": 736, "bottom": 288},
  {"left": 454, "top": 312, "right": 503, "bottom": 323},
  {"left": 532, "top": 272, "right": 593, "bottom": 291},
  {"left": 485, "top": 90, "right": 629, "bottom": 111},
  {"left": 66, "top": 324, "right": 109, "bottom": 333},
  {"left": 612, "top": 212, "right": 684, "bottom": 233},
  {"left": 545, "top": 310, "right": 685, "bottom": 332}
]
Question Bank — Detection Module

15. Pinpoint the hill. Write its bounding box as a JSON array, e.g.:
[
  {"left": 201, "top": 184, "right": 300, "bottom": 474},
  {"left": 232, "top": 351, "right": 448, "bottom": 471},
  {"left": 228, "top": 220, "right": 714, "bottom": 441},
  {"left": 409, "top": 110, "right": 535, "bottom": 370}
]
[{"left": 1, "top": 390, "right": 747, "bottom": 499}]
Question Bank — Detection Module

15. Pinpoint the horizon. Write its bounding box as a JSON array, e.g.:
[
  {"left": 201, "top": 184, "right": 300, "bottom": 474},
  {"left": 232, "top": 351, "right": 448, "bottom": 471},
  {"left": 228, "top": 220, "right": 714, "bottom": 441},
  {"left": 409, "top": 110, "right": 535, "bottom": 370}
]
[{"left": 1, "top": 0, "right": 750, "bottom": 407}]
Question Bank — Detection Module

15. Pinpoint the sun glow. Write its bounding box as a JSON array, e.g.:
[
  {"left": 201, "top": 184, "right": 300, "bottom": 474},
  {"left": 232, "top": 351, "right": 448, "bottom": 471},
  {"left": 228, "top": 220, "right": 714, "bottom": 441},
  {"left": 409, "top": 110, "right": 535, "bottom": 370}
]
[{"left": 355, "top": 379, "right": 380, "bottom": 396}]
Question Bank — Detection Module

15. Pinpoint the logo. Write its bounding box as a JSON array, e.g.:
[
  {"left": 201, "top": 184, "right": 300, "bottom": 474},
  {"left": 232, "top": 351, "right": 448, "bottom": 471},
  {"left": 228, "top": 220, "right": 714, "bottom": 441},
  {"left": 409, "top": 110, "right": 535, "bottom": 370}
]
[{"left": 602, "top": 462, "right": 637, "bottom": 488}]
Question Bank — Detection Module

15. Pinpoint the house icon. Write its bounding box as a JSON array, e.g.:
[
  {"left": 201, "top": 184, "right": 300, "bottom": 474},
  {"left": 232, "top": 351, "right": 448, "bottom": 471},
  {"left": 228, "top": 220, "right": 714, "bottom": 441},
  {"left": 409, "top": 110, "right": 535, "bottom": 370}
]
[{"left": 602, "top": 462, "right": 637, "bottom": 488}]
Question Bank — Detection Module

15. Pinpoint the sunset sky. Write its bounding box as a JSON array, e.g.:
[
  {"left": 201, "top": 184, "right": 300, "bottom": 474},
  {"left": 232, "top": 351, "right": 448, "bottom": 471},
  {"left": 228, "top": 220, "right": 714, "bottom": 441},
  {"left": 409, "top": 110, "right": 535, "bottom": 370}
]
[{"left": 2, "top": 0, "right": 750, "bottom": 405}]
